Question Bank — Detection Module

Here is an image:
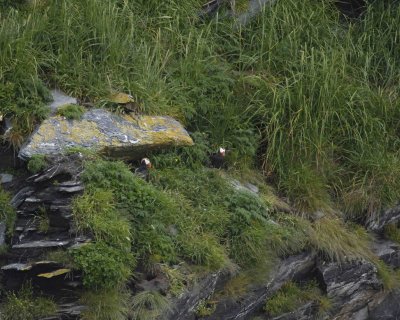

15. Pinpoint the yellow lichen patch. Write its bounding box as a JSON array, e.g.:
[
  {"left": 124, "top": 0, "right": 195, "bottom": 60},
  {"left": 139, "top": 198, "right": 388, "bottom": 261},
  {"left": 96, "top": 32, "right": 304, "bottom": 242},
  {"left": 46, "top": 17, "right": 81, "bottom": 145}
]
[
  {"left": 68, "top": 120, "right": 104, "bottom": 146},
  {"left": 37, "top": 268, "right": 71, "bottom": 278},
  {"left": 108, "top": 92, "right": 134, "bottom": 104}
]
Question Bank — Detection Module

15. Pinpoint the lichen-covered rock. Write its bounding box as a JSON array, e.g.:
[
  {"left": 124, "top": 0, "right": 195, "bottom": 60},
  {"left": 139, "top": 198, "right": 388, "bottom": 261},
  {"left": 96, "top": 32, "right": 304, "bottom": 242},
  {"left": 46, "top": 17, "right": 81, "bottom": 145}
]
[{"left": 19, "top": 109, "right": 193, "bottom": 160}]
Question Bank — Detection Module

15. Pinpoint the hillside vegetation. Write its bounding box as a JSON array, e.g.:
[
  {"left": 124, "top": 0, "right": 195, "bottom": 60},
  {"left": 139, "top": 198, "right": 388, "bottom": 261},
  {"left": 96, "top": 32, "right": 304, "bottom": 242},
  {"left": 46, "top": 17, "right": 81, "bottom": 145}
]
[
  {"left": 1, "top": 0, "right": 400, "bottom": 318},
  {"left": 1, "top": 0, "right": 400, "bottom": 217}
]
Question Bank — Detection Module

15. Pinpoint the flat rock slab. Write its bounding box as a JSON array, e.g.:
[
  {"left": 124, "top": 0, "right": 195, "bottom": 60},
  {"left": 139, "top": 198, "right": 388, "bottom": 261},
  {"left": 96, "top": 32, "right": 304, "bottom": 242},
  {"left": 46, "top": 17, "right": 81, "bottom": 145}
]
[{"left": 19, "top": 109, "right": 193, "bottom": 159}]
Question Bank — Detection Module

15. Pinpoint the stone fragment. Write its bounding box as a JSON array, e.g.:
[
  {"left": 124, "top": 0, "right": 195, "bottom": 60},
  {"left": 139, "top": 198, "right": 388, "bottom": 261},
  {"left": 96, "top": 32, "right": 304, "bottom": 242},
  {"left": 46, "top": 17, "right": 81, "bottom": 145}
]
[
  {"left": 0, "top": 173, "right": 13, "bottom": 184},
  {"left": 19, "top": 109, "right": 193, "bottom": 160},
  {"left": 49, "top": 89, "right": 78, "bottom": 113},
  {"left": 12, "top": 240, "right": 70, "bottom": 249},
  {"left": 38, "top": 268, "right": 71, "bottom": 278},
  {"left": 0, "top": 222, "right": 5, "bottom": 246}
]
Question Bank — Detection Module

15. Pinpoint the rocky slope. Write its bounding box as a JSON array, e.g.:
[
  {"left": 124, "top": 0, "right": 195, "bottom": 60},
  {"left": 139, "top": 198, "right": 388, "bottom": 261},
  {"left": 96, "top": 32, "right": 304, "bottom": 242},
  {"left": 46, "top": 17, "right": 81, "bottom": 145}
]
[{"left": 1, "top": 152, "right": 400, "bottom": 320}]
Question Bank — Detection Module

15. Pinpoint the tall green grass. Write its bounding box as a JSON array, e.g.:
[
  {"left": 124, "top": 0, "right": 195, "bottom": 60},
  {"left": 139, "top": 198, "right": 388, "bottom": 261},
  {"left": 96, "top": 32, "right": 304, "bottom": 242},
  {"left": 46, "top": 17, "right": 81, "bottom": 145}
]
[{"left": 1, "top": 0, "right": 400, "bottom": 217}]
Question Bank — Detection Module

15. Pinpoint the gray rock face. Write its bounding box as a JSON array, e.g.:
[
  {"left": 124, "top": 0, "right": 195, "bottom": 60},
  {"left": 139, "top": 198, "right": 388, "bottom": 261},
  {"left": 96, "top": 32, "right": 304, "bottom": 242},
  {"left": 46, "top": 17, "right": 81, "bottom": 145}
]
[
  {"left": 0, "top": 222, "right": 5, "bottom": 246},
  {"left": 200, "top": 252, "right": 316, "bottom": 320},
  {"left": 0, "top": 173, "right": 13, "bottom": 184},
  {"left": 366, "top": 204, "right": 400, "bottom": 231},
  {"left": 372, "top": 239, "right": 400, "bottom": 268},
  {"left": 271, "top": 301, "right": 318, "bottom": 320},
  {"left": 1, "top": 154, "right": 86, "bottom": 318},
  {"left": 19, "top": 109, "right": 193, "bottom": 160},
  {"left": 166, "top": 271, "right": 225, "bottom": 320},
  {"left": 318, "top": 260, "right": 382, "bottom": 319},
  {"left": 369, "top": 289, "right": 400, "bottom": 320}
]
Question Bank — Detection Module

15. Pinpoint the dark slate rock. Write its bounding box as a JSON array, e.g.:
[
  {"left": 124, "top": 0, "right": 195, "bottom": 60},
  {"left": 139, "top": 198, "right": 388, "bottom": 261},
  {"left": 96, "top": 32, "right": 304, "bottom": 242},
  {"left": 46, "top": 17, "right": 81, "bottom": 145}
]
[
  {"left": 366, "top": 204, "right": 400, "bottom": 232},
  {"left": 12, "top": 240, "right": 70, "bottom": 249},
  {"left": 369, "top": 289, "right": 400, "bottom": 320},
  {"left": 271, "top": 301, "right": 318, "bottom": 320},
  {"left": 0, "top": 221, "right": 5, "bottom": 246},
  {"left": 372, "top": 239, "right": 400, "bottom": 268},
  {"left": 317, "top": 260, "right": 382, "bottom": 319},
  {"left": 166, "top": 270, "right": 225, "bottom": 320},
  {"left": 0, "top": 173, "right": 13, "bottom": 184},
  {"left": 199, "top": 252, "right": 316, "bottom": 320}
]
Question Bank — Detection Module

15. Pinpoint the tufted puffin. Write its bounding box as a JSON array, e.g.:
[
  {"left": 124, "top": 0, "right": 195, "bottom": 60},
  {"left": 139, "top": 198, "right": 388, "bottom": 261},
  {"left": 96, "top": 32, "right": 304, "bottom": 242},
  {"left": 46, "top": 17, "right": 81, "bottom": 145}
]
[
  {"left": 135, "top": 158, "right": 152, "bottom": 181},
  {"left": 210, "top": 147, "right": 227, "bottom": 169}
]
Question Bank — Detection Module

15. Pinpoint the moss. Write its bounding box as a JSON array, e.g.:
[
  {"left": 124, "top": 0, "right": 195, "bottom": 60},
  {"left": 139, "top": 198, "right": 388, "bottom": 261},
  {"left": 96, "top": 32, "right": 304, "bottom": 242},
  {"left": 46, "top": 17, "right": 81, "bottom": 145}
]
[
  {"left": 27, "top": 154, "right": 47, "bottom": 173},
  {"left": 57, "top": 104, "right": 85, "bottom": 120}
]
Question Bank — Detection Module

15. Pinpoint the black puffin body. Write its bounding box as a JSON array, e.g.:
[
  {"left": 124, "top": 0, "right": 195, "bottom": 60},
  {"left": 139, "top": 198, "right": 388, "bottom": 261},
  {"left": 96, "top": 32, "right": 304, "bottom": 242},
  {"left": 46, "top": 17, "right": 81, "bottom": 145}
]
[
  {"left": 135, "top": 158, "right": 151, "bottom": 181},
  {"left": 210, "top": 147, "right": 226, "bottom": 169}
]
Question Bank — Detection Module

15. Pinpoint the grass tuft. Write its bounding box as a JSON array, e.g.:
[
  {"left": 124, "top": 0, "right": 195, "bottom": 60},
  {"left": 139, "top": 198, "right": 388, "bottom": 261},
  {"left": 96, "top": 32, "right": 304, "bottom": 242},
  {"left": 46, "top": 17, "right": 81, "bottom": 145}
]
[
  {"left": 57, "top": 104, "right": 85, "bottom": 120},
  {"left": 0, "top": 282, "right": 57, "bottom": 320}
]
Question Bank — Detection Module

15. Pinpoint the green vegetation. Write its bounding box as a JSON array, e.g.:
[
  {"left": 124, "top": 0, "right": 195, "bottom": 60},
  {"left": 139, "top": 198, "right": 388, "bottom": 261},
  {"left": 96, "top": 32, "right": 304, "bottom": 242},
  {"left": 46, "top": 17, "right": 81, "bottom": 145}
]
[
  {"left": 0, "top": 282, "right": 57, "bottom": 320},
  {"left": 130, "top": 291, "right": 171, "bottom": 320},
  {"left": 80, "top": 289, "right": 131, "bottom": 320},
  {"left": 27, "top": 155, "right": 47, "bottom": 173},
  {"left": 264, "top": 281, "right": 331, "bottom": 317},
  {"left": 36, "top": 206, "right": 50, "bottom": 233},
  {"left": 1, "top": 0, "right": 399, "bottom": 219},
  {"left": 0, "top": 186, "right": 16, "bottom": 236},
  {"left": 2, "top": 0, "right": 400, "bottom": 317},
  {"left": 195, "top": 298, "right": 217, "bottom": 317},
  {"left": 57, "top": 104, "right": 85, "bottom": 120},
  {"left": 384, "top": 223, "right": 400, "bottom": 244}
]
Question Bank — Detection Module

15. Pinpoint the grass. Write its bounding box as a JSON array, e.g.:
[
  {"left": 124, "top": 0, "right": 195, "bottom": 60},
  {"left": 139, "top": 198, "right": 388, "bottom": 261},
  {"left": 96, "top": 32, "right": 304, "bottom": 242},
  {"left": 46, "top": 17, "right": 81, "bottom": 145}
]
[
  {"left": 309, "top": 218, "right": 374, "bottom": 263},
  {"left": 130, "top": 291, "right": 171, "bottom": 320},
  {"left": 384, "top": 223, "right": 400, "bottom": 244},
  {"left": 264, "top": 281, "right": 331, "bottom": 317},
  {"left": 57, "top": 104, "right": 85, "bottom": 120},
  {"left": 80, "top": 289, "right": 131, "bottom": 320},
  {"left": 0, "top": 0, "right": 399, "bottom": 217},
  {"left": 0, "top": 282, "right": 57, "bottom": 320},
  {"left": 2, "top": 0, "right": 400, "bottom": 316},
  {"left": 0, "top": 186, "right": 16, "bottom": 236}
]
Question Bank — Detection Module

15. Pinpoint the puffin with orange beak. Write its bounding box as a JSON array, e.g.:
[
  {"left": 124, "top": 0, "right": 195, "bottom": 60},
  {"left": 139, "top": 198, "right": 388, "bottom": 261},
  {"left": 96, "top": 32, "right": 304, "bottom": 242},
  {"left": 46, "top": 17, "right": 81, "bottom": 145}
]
[
  {"left": 210, "top": 147, "right": 227, "bottom": 169},
  {"left": 135, "top": 158, "right": 152, "bottom": 181}
]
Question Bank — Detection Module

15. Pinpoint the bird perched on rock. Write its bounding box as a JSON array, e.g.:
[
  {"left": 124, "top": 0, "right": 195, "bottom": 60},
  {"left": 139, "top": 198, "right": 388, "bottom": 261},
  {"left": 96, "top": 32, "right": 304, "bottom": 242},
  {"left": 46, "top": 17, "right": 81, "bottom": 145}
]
[
  {"left": 210, "top": 147, "right": 227, "bottom": 169},
  {"left": 135, "top": 158, "right": 152, "bottom": 181}
]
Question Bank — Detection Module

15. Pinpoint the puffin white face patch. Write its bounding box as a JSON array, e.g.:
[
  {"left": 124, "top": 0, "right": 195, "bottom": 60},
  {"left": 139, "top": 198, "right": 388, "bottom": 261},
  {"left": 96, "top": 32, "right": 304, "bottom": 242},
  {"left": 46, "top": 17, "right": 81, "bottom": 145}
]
[
  {"left": 219, "top": 147, "right": 226, "bottom": 156},
  {"left": 142, "top": 158, "right": 151, "bottom": 166}
]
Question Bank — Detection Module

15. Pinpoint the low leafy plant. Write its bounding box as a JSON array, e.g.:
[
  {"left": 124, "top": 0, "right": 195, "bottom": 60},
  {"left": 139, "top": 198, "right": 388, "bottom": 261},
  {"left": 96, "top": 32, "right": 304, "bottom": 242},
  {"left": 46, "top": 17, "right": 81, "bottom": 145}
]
[
  {"left": 57, "top": 104, "right": 85, "bottom": 120},
  {"left": 70, "top": 241, "right": 134, "bottom": 290},
  {"left": 27, "top": 155, "right": 47, "bottom": 173}
]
